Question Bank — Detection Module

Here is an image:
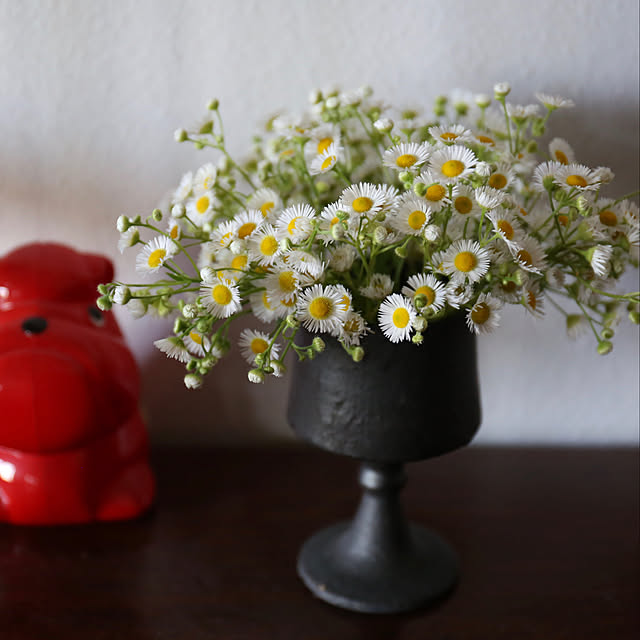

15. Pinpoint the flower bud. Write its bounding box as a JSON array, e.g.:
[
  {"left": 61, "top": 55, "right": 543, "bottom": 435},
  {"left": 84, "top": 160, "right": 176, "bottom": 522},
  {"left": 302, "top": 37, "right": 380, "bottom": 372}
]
[
  {"left": 629, "top": 310, "right": 640, "bottom": 325},
  {"left": 475, "top": 93, "right": 491, "bottom": 108},
  {"left": 413, "top": 182, "right": 428, "bottom": 197},
  {"left": 373, "top": 225, "right": 388, "bottom": 244},
  {"left": 113, "top": 285, "right": 131, "bottom": 306},
  {"left": 413, "top": 316, "right": 428, "bottom": 332},
  {"left": 152, "top": 208, "right": 163, "bottom": 221},
  {"left": 96, "top": 296, "right": 112, "bottom": 311},
  {"left": 412, "top": 332, "right": 424, "bottom": 345},
  {"left": 182, "top": 303, "right": 198, "bottom": 319},
  {"left": 207, "top": 98, "right": 219, "bottom": 111},
  {"left": 174, "top": 128, "right": 188, "bottom": 143},
  {"left": 597, "top": 340, "right": 613, "bottom": 355},
  {"left": 248, "top": 369, "right": 264, "bottom": 384},
  {"left": 184, "top": 373, "right": 203, "bottom": 389},
  {"left": 331, "top": 223, "right": 346, "bottom": 240},
  {"left": 351, "top": 347, "right": 365, "bottom": 362},
  {"left": 116, "top": 215, "right": 131, "bottom": 232},
  {"left": 423, "top": 224, "right": 441, "bottom": 242},
  {"left": 312, "top": 337, "right": 325, "bottom": 353},
  {"left": 200, "top": 266, "right": 217, "bottom": 283},
  {"left": 475, "top": 161, "right": 491, "bottom": 178},
  {"left": 325, "top": 96, "right": 339, "bottom": 110},
  {"left": 173, "top": 317, "right": 188, "bottom": 334},
  {"left": 373, "top": 118, "right": 393, "bottom": 133},
  {"left": 494, "top": 82, "right": 511, "bottom": 98},
  {"left": 286, "top": 314, "right": 299, "bottom": 329},
  {"left": 395, "top": 245, "right": 408, "bottom": 259},
  {"left": 601, "top": 328, "right": 614, "bottom": 340},
  {"left": 171, "top": 203, "right": 186, "bottom": 218}
]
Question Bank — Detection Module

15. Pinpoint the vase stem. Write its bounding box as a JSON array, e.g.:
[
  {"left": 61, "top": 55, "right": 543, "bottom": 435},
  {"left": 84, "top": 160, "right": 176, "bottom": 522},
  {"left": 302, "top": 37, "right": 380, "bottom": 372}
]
[{"left": 340, "top": 462, "right": 412, "bottom": 563}]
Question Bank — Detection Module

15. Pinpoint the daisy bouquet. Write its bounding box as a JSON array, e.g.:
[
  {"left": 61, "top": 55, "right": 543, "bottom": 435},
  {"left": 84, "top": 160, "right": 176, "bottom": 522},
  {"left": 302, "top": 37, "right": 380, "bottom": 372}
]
[{"left": 99, "top": 83, "right": 639, "bottom": 388}]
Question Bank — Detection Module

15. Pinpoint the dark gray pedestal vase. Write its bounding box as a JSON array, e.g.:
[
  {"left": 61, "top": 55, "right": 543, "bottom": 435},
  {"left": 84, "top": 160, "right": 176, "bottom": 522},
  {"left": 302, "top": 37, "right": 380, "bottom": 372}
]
[{"left": 287, "top": 314, "right": 481, "bottom": 614}]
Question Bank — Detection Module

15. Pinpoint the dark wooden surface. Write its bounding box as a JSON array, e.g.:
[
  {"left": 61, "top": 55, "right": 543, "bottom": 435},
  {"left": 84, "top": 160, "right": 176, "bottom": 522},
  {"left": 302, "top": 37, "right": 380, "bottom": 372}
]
[{"left": 0, "top": 446, "right": 637, "bottom": 640}]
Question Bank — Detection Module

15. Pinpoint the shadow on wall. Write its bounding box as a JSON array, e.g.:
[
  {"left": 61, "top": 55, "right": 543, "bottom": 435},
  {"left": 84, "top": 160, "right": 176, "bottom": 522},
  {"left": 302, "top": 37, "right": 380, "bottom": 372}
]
[{"left": 138, "top": 320, "right": 295, "bottom": 446}]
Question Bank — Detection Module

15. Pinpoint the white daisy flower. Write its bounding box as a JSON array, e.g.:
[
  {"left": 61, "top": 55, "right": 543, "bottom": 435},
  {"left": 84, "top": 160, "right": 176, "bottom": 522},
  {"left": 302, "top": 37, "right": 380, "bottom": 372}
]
[
  {"left": 136, "top": 235, "right": 177, "bottom": 274},
  {"left": 445, "top": 282, "right": 475, "bottom": 308},
  {"left": 328, "top": 244, "right": 358, "bottom": 272},
  {"left": 590, "top": 245, "right": 613, "bottom": 277},
  {"left": 441, "top": 239, "right": 491, "bottom": 284},
  {"left": 173, "top": 171, "right": 194, "bottom": 203},
  {"left": 621, "top": 200, "right": 639, "bottom": 228},
  {"left": 466, "top": 293, "right": 502, "bottom": 334},
  {"left": 154, "top": 337, "right": 190, "bottom": 363},
  {"left": 474, "top": 186, "right": 506, "bottom": 209},
  {"left": 193, "top": 163, "right": 218, "bottom": 194},
  {"left": 553, "top": 163, "right": 601, "bottom": 192},
  {"left": 233, "top": 209, "right": 264, "bottom": 241},
  {"left": 535, "top": 93, "right": 575, "bottom": 110},
  {"left": 391, "top": 195, "right": 432, "bottom": 236},
  {"left": 305, "top": 124, "right": 341, "bottom": 157},
  {"left": 487, "top": 163, "right": 516, "bottom": 190},
  {"left": 428, "top": 124, "right": 473, "bottom": 145},
  {"left": 286, "top": 250, "right": 325, "bottom": 278},
  {"left": 415, "top": 171, "right": 451, "bottom": 212},
  {"left": 319, "top": 202, "right": 348, "bottom": 242},
  {"left": 382, "top": 142, "right": 430, "bottom": 172},
  {"left": 451, "top": 185, "right": 481, "bottom": 217},
  {"left": 309, "top": 142, "right": 341, "bottom": 175},
  {"left": 511, "top": 237, "right": 548, "bottom": 274},
  {"left": 593, "top": 166, "right": 615, "bottom": 184},
  {"left": 238, "top": 329, "right": 280, "bottom": 365},
  {"left": 340, "top": 182, "right": 385, "bottom": 218},
  {"left": 401, "top": 273, "right": 446, "bottom": 313},
  {"left": 184, "top": 330, "right": 211, "bottom": 357},
  {"left": 494, "top": 277, "right": 523, "bottom": 304},
  {"left": 593, "top": 200, "right": 623, "bottom": 230},
  {"left": 487, "top": 209, "right": 522, "bottom": 248},
  {"left": 428, "top": 145, "right": 477, "bottom": 183},
  {"left": 214, "top": 248, "right": 250, "bottom": 282},
  {"left": 166, "top": 217, "right": 183, "bottom": 242},
  {"left": 248, "top": 290, "right": 279, "bottom": 323},
  {"left": 264, "top": 267, "right": 307, "bottom": 304},
  {"left": 126, "top": 298, "right": 147, "bottom": 319},
  {"left": 210, "top": 220, "right": 237, "bottom": 250},
  {"left": 548, "top": 138, "right": 574, "bottom": 165},
  {"left": 336, "top": 310, "right": 368, "bottom": 346},
  {"left": 506, "top": 103, "right": 539, "bottom": 120},
  {"left": 532, "top": 161, "right": 564, "bottom": 192},
  {"left": 360, "top": 273, "right": 394, "bottom": 300},
  {"left": 378, "top": 294, "right": 416, "bottom": 343},
  {"left": 472, "top": 132, "right": 497, "bottom": 148},
  {"left": 276, "top": 204, "right": 316, "bottom": 243},
  {"left": 247, "top": 223, "right": 281, "bottom": 266},
  {"left": 200, "top": 278, "right": 242, "bottom": 318},
  {"left": 522, "top": 284, "right": 545, "bottom": 317},
  {"left": 296, "top": 284, "right": 348, "bottom": 334},
  {"left": 187, "top": 190, "right": 217, "bottom": 225},
  {"left": 248, "top": 188, "right": 282, "bottom": 221}
]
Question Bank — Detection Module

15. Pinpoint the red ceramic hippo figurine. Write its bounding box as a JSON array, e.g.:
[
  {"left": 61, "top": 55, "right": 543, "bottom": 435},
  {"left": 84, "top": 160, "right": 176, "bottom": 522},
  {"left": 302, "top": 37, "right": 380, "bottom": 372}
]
[{"left": 0, "top": 242, "right": 155, "bottom": 524}]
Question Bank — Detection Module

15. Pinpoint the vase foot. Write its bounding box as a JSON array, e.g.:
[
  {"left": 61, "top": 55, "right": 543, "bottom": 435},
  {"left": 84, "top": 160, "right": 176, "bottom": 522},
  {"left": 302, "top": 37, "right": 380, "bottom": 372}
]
[{"left": 297, "top": 521, "right": 459, "bottom": 614}]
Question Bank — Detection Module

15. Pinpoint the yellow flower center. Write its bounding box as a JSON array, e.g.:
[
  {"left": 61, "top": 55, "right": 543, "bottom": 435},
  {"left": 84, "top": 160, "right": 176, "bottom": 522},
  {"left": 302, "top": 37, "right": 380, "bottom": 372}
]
[
  {"left": 231, "top": 255, "right": 247, "bottom": 271},
  {"left": 519, "top": 207, "right": 528, "bottom": 217},
  {"left": 309, "top": 297, "right": 333, "bottom": 320},
  {"left": 425, "top": 184, "right": 446, "bottom": 202},
  {"left": 454, "top": 251, "right": 477, "bottom": 273},
  {"left": 489, "top": 173, "right": 507, "bottom": 189},
  {"left": 566, "top": 174, "right": 587, "bottom": 188},
  {"left": 147, "top": 248, "right": 166, "bottom": 268},
  {"left": 260, "top": 235, "right": 278, "bottom": 256},
  {"left": 262, "top": 291, "right": 272, "bottom": 310},
  {"left": 196, "top": 195, "right": 210, "bottom": 214},
  {"left": 476, "top": 135, "right": 495, "bottom": 146},
  {"left": 407, "top": 210, "right": 426, "bottom": 230},
  {"left": 440, "top": 132, "right": 459, "bottom": 141},
  {"left": 454, "top": 196, "right": 473, "bottom": 214},
  {"left": 392, "top": 307, "right": 410, "bottom": 328},
  {"left": 344, "top": 318, "right": 360, "bottom": 333},
  {"left": 189, "top": 331, "right": 203, "bottom": 345},
  {"left": 320, "top": 155, "right": 336, "bottom": 171},
  {"left": 330, "top": 216, "right": 339, "bottom": 226},
  {"left": 251, "top": 337, "right": 269, "bottom": 354},
  {"left": 352, "top": 196, "right": 373, "bottom": 213},
  {"left": 287, "top": 217, "right": 299, "bottom": 234},
  {"left": 502, "top": 280, "right": 517, "bottom": 293},
  {"left": 170, "top": 225, "right": 179, "bottom": 239},
  {"left": 415, "top": 285, "right": 435, "bottom": 306},
  {"left": 339, "top": 294, "right": 350, "bottom": 310},
  {"left": 527, "top": 291, "right": 537, "bottom": 310},
  {"left": 599, "top": 210, "right": 618, "bottom": 226},
  {"left": 497, "top": 220, "right": 514, "bottom": 240},
  {"left": 554, "top": 150, "right": 569, "bottom": 164},
  {"left": 278, "top": 271, "right": 297, "bottom": 292},
  {"left": 517, "top": 249, "right": 533, "bottom": 266},
  {"left": 237, "top": 222, "right": 257, "bottom": 239},
  {"left": 442, "top": 160, "right": 465, "bottom": 178},
  {"left": 395, "top": 154, "right": 417, "bottom": 168},
  {"left": 558, "top": 214, "right": 569, "bottom": 227},
  {"left": 212, "top": 284, "right": 232, "bottom": 305},
  {"left": 471, "top": 302, "right": 490, "bottom": 324},
  {"left": 317, "top": 137, "right": 333, "bottom": 154},
  {"left": 259, "top": 201, "right": 275, "bottom": 217}
]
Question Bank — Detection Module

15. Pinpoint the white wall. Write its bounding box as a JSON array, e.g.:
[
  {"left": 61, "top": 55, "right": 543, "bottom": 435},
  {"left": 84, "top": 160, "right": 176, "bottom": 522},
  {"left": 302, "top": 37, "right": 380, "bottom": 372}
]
[{"left": 1, "top": 0, "right": 638, "bottom": 445}]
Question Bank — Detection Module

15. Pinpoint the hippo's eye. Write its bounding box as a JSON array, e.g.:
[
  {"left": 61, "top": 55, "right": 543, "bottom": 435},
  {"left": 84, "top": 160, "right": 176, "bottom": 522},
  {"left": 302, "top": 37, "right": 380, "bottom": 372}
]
[{"left": 88, "top": 306, "right": 105, "bottom": 327}]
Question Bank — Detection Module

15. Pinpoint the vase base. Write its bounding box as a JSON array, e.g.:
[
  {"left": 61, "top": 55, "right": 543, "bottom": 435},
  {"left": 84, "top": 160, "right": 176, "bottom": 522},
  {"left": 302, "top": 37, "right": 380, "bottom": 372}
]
[{"left": 297, "top": 521, "right": 459, "bottom": 614}]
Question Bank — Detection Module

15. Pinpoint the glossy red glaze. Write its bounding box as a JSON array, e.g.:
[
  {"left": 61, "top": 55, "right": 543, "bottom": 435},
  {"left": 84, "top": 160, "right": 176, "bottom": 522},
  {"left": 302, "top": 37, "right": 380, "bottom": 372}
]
[{"left": 0, "top": 243, "right": 155, "bottom": 524}]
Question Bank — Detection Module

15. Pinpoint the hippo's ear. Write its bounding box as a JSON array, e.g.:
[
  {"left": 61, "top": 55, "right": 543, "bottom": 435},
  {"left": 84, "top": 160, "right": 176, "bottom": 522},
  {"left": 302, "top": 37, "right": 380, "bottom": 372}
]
[{"left": 84, "top": 254, "right": 114, "bottom": 285}]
